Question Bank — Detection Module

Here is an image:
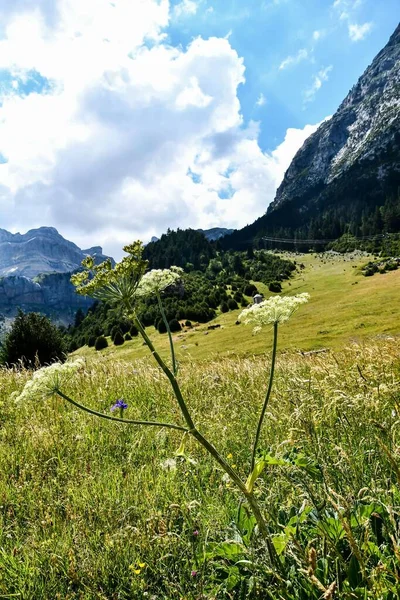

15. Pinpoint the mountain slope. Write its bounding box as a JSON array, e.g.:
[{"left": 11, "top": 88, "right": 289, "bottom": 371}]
[
  {"left": 0, "top": 227, "right": 112, "bottom": 278},
  {"left": 224, "top": 24, "right": 400, "bottom": 249}
]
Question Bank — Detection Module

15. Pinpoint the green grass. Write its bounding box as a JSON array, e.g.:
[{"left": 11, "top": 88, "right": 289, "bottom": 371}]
[
  {"left": 77, "top": 252, "right": 400, "bottom": 363},
  {"left": 1, "top": 338, "right": 400, "bottom": 598},
  {"left": 2, "top": 253, "right": 400, "bottom": 598}
]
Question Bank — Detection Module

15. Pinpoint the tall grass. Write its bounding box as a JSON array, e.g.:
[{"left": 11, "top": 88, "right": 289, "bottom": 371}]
[{"left": 1, "top": 339, "right": 400, "bottom": 598}]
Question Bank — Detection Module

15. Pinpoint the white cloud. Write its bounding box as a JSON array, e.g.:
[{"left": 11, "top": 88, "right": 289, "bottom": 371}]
[
  {"left": 312, "top": 29, "right": 325, "bottom": 41},
  {"left": 255, "top": 93, "right": 266, "bottom": 107},
  {"left": 348, "top": 21, "right": 372, "bottom": 41},
  {"left": 0, "top": 0, "right": 320, "bottom": 259},
  {"left": 279, "top": 48, "right": 308, "bottom": 70},
  {"left": 304, "top": 65, "right": 333, "bottom": 103},
  {"left": 173, "top": 0, "right": 198, "bottom": 18}
]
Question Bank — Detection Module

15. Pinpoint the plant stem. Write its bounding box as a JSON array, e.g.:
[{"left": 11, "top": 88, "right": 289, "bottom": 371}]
[
  {"left": 125, "top": 303, "right": 279, "bottom": 567},
  {"left": 131, "top": 314, "right": 195, "bottom": 430},
  {"left": 157, "top": 292, "right": 178, "bottom": 376},
  {"left": 55, "top": 390, "right": 188, "bottom": 432},
  {"left": 251, "top": 322, "right": 278, "bottom": 471}
]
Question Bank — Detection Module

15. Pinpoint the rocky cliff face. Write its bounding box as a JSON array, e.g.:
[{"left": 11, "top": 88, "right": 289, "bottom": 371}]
[
  {"left": 222, "top": 24, "right": 400, "bottom": 249},
  {"left": 269, "top": 24, "right": 400, "bottom": 216},
  {"left": 0, "top": 227, "right": 113, "bottom": 322},
  {"left": 0, "top": 227, "right": 111, "bottom": 278}
]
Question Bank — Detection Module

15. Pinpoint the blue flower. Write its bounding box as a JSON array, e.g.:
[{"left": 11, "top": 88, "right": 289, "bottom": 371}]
[{"left": 110, "top": 398, "right": 128, "bottom": 412}]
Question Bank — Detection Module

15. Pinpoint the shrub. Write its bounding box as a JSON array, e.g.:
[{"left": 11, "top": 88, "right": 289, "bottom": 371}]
[
  {"left": 169, "top": 318, "right": 182, "bottom": 333},
  {"left": 268, "top": 281, "right": 282, "bottom": 293},
  {"left": 95, "top": 336, "right": 108, "bottom": 351},
  {"left": 227, "top": 298, "right": 239, "bottom": 310},
  {"left": 0, "top": 310, "right": 67, "bottom": 367},
  {"left": 130, "top": 325, "right": 139, "bottom": 337},
  {"left": 220, "top": 301, "right": 229, "bottom": 313},
  {"left": 157, "top": 319, "right": 167, "bottom": 334},
  {"left": 113, "top": 331, "right": 125, "bottom": 346},
  {"left": 87, "top": 335, "right": 96, "bottom": 348},
  {"left": 185, "top": 320, "right": 192, "bottom": 328},
  {"left": 110, "top": 326, "right": 120, "bottom": 341},
  {"left": 124, "top": 332, "right": 132, "bottom": 341},
  {"left": 244, "top": 283, "right": 258, "bottom": 296}
]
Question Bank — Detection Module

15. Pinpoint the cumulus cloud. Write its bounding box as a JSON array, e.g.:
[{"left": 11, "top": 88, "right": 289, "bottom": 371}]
[
  {"left": 0, "top": 0, "right": 319, "bottom": 259},
  {"left": 279, "top": 48, "right": 309, "bottom": 70},
  {"left": 173, "top": 0, "right": 198, "bottom": 18},
  {"left": 348, "top": 21, "right": 372, "bottom": 41}
]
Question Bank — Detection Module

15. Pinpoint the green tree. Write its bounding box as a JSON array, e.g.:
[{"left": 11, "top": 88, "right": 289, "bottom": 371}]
[{"left": 0, "top": 310, "right": 67, "bottom": 367}]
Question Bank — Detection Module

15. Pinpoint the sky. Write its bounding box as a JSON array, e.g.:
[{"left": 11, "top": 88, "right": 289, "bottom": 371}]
[{"left": 0, "top": 1, "right": 398, "bottom": 259}]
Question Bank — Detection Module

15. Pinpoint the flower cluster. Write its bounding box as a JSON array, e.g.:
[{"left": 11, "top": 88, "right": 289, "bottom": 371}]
[
  {"left": 136, "top": 266, "right": 183, "bottom": 298},
  {"left": 14, "top": 358, "right": 85, "bottom": 403},
  {"left": 71, "top": 241, "right": 148, "bottom": 306},
  {"left": 239, "top": 293, "right": 310, "bottom": 332}
]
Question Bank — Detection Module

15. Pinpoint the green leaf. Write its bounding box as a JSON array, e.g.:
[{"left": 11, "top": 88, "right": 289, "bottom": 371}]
[{"left": 245, "top": 459, "right": 267, "bottom": 493}]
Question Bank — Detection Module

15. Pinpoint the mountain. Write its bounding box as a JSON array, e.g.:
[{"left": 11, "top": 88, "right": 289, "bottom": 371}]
[
  {"left": 223, "top": 24, "right": 400, "bottom": 249},
  {"left": 0, "top": 226, "right": 112, "bottom": 278},
  {"left": 198, "top": 228, "right": 234, "bottom": 241},
  {"left": 0, "top": 227, "right": 113, "bottom": 322},
  {"left": 149, "top": 228, "right": 234, "bottom": 245}
]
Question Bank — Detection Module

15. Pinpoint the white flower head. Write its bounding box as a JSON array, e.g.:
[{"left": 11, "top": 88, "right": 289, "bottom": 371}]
[
  {"left": 14, "top": 358, "right": 85, "bottom": 403},
  {"left": 136, "top": 267, "right": 184, "bottom": 298},
  {"left": 239, "top": 293, "right": 310, "bottom": 332}
]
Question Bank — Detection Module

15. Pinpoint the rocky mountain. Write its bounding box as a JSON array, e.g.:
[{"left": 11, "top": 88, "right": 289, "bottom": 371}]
[
  {"left": 0, "top": 227, "right": 113, "bottom": 322},
  {"left": 198, "top": 228, "right": 234, "bottom": 241},
  {"left": 223, "top": 24, "right": 400, "bottom": 249},
  {"left": 150, "top": 227, "right": 234, "bottom": 245},
  {"left": 0, "top": 227, "right": 111, "bottom": 278}
]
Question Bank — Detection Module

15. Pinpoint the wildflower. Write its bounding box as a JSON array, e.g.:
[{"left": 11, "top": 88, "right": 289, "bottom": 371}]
[
  {"left": 239, "top": 293, "right": 310, "bottom": 333},
  {"left": 227, "top": 453, "right": 233, "bottom": 459},
  {"left": 14, "top": 359, "right": 85, "bottom": 403},
  {"left": 136, "top": 267, "right": 183, "bottom": 298},
  {"left": 193, "top": 530, "right": 199, "bottom": 537},
  {"left": 191, "top": 570, "right": 198, "bottom": 577},
  {"left": 110, "top": 399, "right": 128, "bottom": 412},
  {"left": 71, "top": 241, "right": 148, "bottom": 306}
]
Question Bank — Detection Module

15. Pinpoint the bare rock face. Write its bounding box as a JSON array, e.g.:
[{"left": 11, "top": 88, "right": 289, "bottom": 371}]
[
  {"left": 269, "top": 24, "right": 400, "bottom": 215},
  {"left": 222, "top": 24, "right": 400, "bottom": 249},
  {"left": 0, "top": 227, "right": 111, "bottom": 278},
  {"left": 0, "top": 227, "right": 113, "bottom": 322}
]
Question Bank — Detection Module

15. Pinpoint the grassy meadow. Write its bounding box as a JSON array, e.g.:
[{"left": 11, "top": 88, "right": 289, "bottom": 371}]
[
  {"left": 1, "top": 253, "right": 400, "bottom": 598},
  {"left": 76, "top": 252, "right": 400, "bottom": 363}
]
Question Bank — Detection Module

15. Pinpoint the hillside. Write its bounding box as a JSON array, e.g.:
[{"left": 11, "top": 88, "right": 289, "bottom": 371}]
[
  {"left": 224, "top": 23, "right": 400, "bottom": 250},
  {"left": 75, "top": 252, "right": 400, "bottom": 362}
]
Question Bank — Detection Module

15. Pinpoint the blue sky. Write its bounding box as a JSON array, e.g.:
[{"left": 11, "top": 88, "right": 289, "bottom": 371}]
[
  {"left": 0, "top": 0, "right": 397, "bottom": 258},
  {"left": 168, "top": 0, "right": 398, "bottom": 150}
]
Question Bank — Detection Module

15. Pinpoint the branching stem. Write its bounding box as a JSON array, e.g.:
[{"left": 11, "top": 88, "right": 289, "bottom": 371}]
[{"left": 251, "top": 321, "right": 278, "bottom": 470}]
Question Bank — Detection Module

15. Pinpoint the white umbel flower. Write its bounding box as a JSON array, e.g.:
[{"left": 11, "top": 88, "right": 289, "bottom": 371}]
[
  {"left": 239, "top": 293, "right": 310, "bottom": 332},
  {"left": 14, "top": 358, "right": 85, "bottom": 403},
  {"left": 136, "top": 267, "right": 183, "bottom": 297}
]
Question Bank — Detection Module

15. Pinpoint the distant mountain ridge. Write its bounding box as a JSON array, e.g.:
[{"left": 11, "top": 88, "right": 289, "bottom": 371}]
[
  {"left": 0, "top": 226, "right": 112, "bottom": 278},
  {"left": 0, "top": 227, "right": 113, "bottom": 322},
  {"left": 223, "top": 23, "right": 400, "bottom": 249}
]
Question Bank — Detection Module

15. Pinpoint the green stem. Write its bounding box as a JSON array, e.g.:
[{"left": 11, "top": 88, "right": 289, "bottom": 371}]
[
  {"left": 131, "top": 314, "right": 195, "bottom": 430},
  {"left": 157, "top": 292, "right": 178, "bottom": 376},
  {"left": 127, "top": 306, "right": 279, "bottom": 568},
  {"left": 251, "top": 321, "right": 278, "bottom": 471},
  {"left": 55, "top": 390, "right": 188, "bottom": 432}
]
